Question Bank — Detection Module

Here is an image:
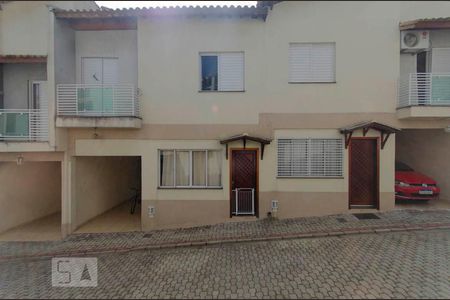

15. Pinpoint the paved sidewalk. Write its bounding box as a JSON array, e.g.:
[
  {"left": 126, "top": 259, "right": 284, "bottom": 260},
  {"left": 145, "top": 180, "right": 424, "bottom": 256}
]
[
  {"left": 1, "top": 209, "right": 450, "bottom": 261},
  {"left": 1, "top": 229, "right": 450, "bottom": 299}
]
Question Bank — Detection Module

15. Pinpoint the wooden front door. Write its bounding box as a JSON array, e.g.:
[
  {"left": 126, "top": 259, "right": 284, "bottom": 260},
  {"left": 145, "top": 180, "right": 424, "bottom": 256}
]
[
  {"left": 349, "top": 138, "right": 379, "bottom": 208},
  {"left": 230, "top": 149, "right": 258, "bottom": 216}
]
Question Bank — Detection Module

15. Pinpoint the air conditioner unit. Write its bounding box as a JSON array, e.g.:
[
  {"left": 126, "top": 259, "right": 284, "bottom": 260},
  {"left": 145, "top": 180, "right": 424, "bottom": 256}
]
[{"left": 401, "top": 30, "right": 430, "bottom": 52}]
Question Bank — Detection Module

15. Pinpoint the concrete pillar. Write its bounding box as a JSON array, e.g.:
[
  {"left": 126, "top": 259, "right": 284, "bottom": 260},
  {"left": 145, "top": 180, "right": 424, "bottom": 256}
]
[
  {"left": 140, "top": 154, "right": 156, "bottom": 231},
  {"left": 61, "top": 154, "right": 76, "bottom": 238}
]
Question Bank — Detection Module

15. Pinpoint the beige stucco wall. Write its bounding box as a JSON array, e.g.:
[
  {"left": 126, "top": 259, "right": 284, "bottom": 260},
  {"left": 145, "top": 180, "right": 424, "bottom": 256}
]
[
  {"left": 2, "top": 1, "right": 449, "bottom": 234},
  {"left": 54, "top": 19, "right": 76, "bottom": 86},
  {"left": 0, "top": 161, "right": 61, "bottom": 233},
  {"left": 73, "top": 126, "right": 395, "bottom": 230},
  {"left": 396, "top": 129, "right": 450, "bottom": 200},
  {"left": 74, "top": 156, "right": 140, "bottom": 229},
  {"left": 0, "top": 1, "right": 97, "bottom": 55},
  {"left": 0, "top": 1, "right": 98, "bottom": 154},
  {"left": 0, "top": 2, "right": 50, "bottom": 55},
  {"left": 137, "top": 1, "right": 450, "bottom": 126}
]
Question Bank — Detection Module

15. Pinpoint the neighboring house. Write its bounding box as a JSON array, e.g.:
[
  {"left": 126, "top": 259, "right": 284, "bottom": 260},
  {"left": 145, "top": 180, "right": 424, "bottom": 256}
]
[{"left": 0, "top": 1, "right": 450, "bottom": 237}]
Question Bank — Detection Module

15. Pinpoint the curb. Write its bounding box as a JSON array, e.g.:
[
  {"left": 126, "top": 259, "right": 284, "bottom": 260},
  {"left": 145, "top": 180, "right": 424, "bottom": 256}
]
[{"left": 1, "top": 223, "right": 450, "bottom": 262}]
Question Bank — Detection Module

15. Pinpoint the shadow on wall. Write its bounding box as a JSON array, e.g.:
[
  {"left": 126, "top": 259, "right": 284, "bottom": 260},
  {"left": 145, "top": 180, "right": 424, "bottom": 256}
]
[
  {"left": 0, "top": 161, "right": 61, "bottom": 233},
  {"left": 75, "top": 156, "right": 141, "bottom": 229},
  {"left": 396, "top": 129, "right": 450, "bottom": 200}
]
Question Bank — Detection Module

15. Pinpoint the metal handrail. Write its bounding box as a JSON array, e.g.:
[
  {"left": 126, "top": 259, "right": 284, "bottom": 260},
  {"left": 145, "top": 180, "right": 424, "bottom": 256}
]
[
  {"left": 0, "top": 109, "right": 48, "bottom": 141},
  {"left": 56, "top": 84, "right": 139, "bottom": 117},
  {"left": 398, "top": 73, "right": 450, "bottom": 108}
]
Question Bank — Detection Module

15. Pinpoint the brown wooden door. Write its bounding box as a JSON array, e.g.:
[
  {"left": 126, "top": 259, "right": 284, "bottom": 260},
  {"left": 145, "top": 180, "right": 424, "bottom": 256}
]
[
  {"left": 230, "top": 150, "right": 258, "bottom": 216},
  {"left": 349, "top": 139, "right": 379, "bottom": 208}
]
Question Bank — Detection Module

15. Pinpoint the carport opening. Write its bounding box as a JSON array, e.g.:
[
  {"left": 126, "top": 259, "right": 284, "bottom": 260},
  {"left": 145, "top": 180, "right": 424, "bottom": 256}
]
[
  {"left": 74, "top": 156, "right": 142, "bottom": 234},
  {"left": 395, "top": 129, "right": 450, "bottom": 210},
  {"left": 0, "top": 161, "right": 62, "bottom": 241}
]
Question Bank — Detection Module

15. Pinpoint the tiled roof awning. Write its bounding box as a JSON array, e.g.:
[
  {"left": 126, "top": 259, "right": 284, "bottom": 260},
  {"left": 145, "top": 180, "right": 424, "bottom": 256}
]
[
  {"left": 257, "top": 1, "right": 284, "bottom": 8},
  {"left": 220, "top": 133, "right": 272, "bottom": 160},
  {"left": 54, "top": 6, "right": 269, "bottom": 20},
  {"left": 0, "top": 55, "right": 47, "bottom": 63},
  {"left": 340, "top": 121, "right": 400, "bottom": 150},
  {"left": 400, "top": 18, "right": 450, "bottom": 30}
]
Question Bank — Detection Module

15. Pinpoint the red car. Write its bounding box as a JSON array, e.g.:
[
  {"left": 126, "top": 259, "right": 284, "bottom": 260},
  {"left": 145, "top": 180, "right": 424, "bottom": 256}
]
[{"left": 395, "top": 161, "right": 440, "bottom": 201}]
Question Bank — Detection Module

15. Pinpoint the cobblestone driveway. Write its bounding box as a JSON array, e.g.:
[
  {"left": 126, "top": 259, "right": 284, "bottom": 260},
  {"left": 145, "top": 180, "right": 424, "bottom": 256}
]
[
  {"left": 1, "top": 229, "right": 449, "bottom": 299},
  {"left": 2, "top": 209, "right": 450, "bottom": 260}
]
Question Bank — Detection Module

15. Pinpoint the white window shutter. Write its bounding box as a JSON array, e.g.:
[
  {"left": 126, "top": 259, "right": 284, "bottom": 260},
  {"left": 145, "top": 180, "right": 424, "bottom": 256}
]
[
  {"left": 289, "top": 44, "right": 312, "bottom": 82},
  {"left": 218, "top": 52, "right": 244, "bottom": 91},
  {"left": 277, "top": 138, "right": 343, "bottom": 177},
  {"left": 289, "top": 43, "right": 335, "bottom": 82},
  {"left": 277, "top": 139, "right": 293, "bottom": 177},
  {"left": 431, "top": 48, "right": 450, "bottom": 73},
  {"left": 311, "top": 43, "right": 335, "bottom": 82}
]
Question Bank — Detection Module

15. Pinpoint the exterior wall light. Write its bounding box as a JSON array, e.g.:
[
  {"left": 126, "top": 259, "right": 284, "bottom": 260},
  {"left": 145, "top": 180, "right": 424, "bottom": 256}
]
[{"left": 16, "top": 154, "right": 24, "bottom": 166}]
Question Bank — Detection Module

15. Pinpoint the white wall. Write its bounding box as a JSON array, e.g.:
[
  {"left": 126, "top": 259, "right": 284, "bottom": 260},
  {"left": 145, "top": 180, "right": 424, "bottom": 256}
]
[
  {"left": 75, "top": 156, "right": 140, "bottom": 228},
  {"left": 54, "top": 19, "right": 76, "bottom": 86},
  {"left": 136, "top": 1, "right": 450, "bottom": 125},
  {"left": 75, "top": 30, "right": 138, "bottom": 85},
  {"left": 0, "top": 161, "right": 61, "bottom": 233},
  {"left": 2, "top": 63, "right": 47, "bottom": 109}
]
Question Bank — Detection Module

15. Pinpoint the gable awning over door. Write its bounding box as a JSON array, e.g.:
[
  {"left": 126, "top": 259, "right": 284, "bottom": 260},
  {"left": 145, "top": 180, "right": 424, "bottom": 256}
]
[
  {"left": 339, "top": 121, "right": 400, "bottom": 149},
  {"left": 220, "top": 133, "right": 272, "bottom": 160}
]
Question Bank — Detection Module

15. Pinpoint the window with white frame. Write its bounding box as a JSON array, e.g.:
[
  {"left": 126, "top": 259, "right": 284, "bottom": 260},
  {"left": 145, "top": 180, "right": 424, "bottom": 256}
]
[
  {"left": 277, "top": 138, "right": 343, "bottom": 177},
  {"left": 159, "top": 150, "right": 222, "bottom": 188},
  {"left": 200, "top": 52, "right": 244, "bottom": 91},
  {"left": 289, "top": 43, "right": 336, "bottom": 83}
]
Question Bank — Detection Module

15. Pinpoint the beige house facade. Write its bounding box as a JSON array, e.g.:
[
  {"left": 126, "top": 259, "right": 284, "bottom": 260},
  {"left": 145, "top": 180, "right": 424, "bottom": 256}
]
[{"left": 1, "top": 1, "right": 450, "bottom": 238}]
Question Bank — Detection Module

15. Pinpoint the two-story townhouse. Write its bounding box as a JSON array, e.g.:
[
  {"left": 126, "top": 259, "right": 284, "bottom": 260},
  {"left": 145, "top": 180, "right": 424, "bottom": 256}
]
[
  {"left": 0, "top": 0, "right": 99, "bottom": 239},
  {"left": 1, "top": 1, "right": 450, "bottom": 240}
]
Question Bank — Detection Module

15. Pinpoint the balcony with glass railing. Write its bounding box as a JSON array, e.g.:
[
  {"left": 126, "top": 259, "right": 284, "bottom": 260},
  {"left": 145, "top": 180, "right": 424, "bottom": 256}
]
[
  {"left": 0, "top": 109, "right": 49, "bottom": 142},
  {"left": 56, "top": 84, "right": 141, "bottom": 128},
  {"left": 397, "top": 73, "right": 450, "bottom": 119}
]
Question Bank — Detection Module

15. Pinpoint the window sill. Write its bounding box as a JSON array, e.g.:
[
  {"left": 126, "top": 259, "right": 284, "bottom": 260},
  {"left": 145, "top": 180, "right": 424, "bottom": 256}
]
[
  {"left": 288, "top": 82, "right": 336, "bottom": 84},
  {"left": 158, "top": 187, "right": 224, "bottom": 190},
  {"left": 198, "top": 90, "right": 245, "bottom": 93},
  {"left": 277, "top": 176, "right": 344, "bottom": 179}
]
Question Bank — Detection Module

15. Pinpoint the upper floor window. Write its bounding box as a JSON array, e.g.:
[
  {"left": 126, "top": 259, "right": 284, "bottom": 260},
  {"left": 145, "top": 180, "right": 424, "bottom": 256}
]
[
  {"left": 200, "top": 52, "right": 244, "bottom": 92},
  {"left": 289, "top": 43, "right": 336, "bottom": 83}
]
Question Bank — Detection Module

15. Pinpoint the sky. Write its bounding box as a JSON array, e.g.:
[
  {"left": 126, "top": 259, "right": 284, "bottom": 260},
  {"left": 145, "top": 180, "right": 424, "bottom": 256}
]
[{"left": 96, "top": 1, "right": 257, "bottom": 9}]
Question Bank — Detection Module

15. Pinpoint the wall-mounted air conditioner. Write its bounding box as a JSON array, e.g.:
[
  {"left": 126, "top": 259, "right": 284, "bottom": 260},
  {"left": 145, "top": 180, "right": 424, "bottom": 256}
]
[{"left": 401, "top": 30, "right": 430, "bottom": 52}]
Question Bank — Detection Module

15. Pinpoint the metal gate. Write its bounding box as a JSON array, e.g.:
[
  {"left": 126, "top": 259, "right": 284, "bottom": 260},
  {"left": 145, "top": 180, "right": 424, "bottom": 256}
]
[{"left": 232, "top": 188, "right": 255, "bottom": 215}]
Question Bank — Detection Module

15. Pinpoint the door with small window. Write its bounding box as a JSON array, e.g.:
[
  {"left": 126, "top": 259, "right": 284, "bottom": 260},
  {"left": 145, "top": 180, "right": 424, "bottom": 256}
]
[
  {"left": 230, "top": 149, "right": 258, "bottom": 217},
  {"left": 349, "top": 138, "right": 379, "bottom": 208}
]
